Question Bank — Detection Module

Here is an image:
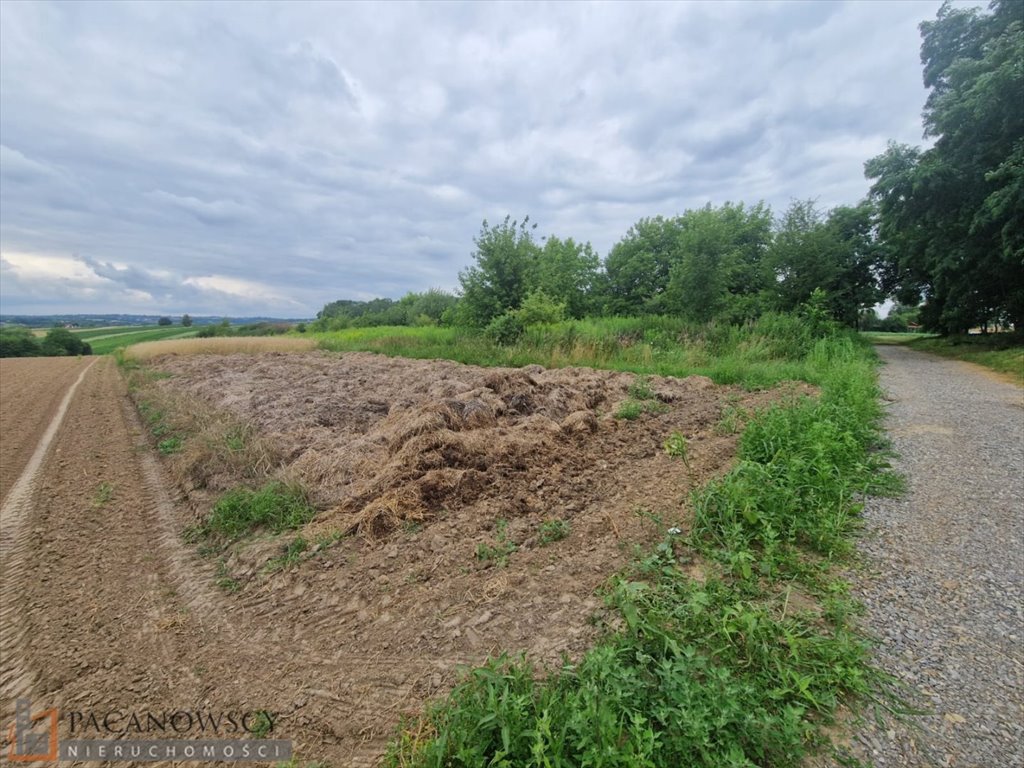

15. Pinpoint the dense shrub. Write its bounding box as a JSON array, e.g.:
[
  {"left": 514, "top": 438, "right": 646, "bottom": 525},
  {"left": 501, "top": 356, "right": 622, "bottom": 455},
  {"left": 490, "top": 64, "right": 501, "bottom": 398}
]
[
  {"left": 0, "top": 327, "right": 41, "bottom": 357},
  {"left": 485, "top": 311, "right": 525, "bottom": 345},
  {"left": 1, "top": 327, "right": 92, "bottom": 357}
]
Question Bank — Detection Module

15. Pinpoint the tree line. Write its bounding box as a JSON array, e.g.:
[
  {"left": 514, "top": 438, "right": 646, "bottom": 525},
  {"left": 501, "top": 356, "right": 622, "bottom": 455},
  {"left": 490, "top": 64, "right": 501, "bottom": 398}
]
[
  {"left": 316, "top": 2, "right": 1019, "bottom": 337},
  {"left": 866, "top": 0, "right": 1022, "bottom": 334},
  {"left": 311, "top": 199, "right": 886, "bottom": 338}
]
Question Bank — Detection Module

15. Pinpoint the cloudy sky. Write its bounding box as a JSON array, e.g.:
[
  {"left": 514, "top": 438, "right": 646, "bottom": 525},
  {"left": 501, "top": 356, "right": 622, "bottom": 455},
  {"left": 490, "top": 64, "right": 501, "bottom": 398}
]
[{"left": 1, "top": 1, "right": 950, "bottom": 317}]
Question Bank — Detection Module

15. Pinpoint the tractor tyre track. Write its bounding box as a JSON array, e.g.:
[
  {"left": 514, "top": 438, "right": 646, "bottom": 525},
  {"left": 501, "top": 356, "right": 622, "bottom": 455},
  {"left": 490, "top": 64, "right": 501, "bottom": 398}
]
[
  {"left": 0, "top": 358, "right": 468, "bottom": 767},
  {"left": 0, "top": 358, "right": 97, "bottom": 724},
  {"left": 0, "top": 358, "right": 94, "bottom": 507}
]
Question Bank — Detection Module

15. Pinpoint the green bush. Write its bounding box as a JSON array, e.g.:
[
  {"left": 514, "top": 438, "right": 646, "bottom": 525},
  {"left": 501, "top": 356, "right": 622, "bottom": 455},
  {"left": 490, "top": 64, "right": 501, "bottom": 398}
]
[
  {"left": 201, "top": 482, "right": 315, "bottom": 540},
  {"left": 40, "top": 328, "right": 91, "bottom": 356},
  {"left": 0, "top": 327, "right": 42, "bottom": 357},
  {"left": 516, "top": 289, "right": 566, "bottom": 327},
  {"left": 485, "top": 312, "right": 525, "bottom": 346}
]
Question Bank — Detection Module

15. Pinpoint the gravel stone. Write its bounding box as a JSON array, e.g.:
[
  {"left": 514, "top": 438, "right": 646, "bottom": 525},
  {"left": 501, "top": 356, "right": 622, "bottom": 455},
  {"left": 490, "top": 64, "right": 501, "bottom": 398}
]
[{"left": 848, "top": 346, "right": 1023, "bottom": 767}]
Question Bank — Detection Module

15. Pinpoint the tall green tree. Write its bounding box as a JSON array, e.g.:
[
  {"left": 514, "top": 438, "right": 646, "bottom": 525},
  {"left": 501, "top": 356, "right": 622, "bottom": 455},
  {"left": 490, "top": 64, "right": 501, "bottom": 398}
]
[
  {"left": 535, "top": 236, "right": 600, "bottom": 318},
  {"left": 457, "top": 216, "right": 541, "bottom": 326},
  {"left": 768, "top": 201, "right": 841, "bottom": 314},
  {"left": 602, "top": 217, "right": 682, "bottom": 315},
  {"left": 866, "top": 0, "right": 1024, "bottom": 333},
  {"left": 767, "top": 200, "right": 884, "bottom": 327},
  {"left": 664, "top": 202, "right": 773, "bottom": 322},
  {"left": 823, "top": 203, "right": 887, "bottom": 327},
  {"left": 405, "top": 288, "right": 459, "bottom": 325}
]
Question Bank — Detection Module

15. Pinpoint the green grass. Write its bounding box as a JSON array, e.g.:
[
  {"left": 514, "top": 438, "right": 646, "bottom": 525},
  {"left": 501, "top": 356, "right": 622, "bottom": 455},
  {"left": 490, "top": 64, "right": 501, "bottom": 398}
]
[
  {"left": 538, "top": 518, "right": 570, "bottom": 546},
  {"left": 384, "top": 328, "right": 901, "bottom": 768},
  {"left": 861, "top": 330, "right": 1023, "bottom": 385},
  {"left": 92, "top": 482, "right": 115, "bottom": 507},
  {"left": 83, "top": 326, "right": 198, "bottom": 354},
  {"left": 859, "top": 331, "right": 933, "bottom": 345},
  {"left": 264, "top": 536, "right": 310, "bottom": 573},
  {"left": 314, "top": 314, "right": 846, "bottom": 389},
  {"left": 215, "top": 559, "right": 242, "bottom": 593},
  {"left": 157, "top": 436, "right": 182, "bottom": 455},
  {"left": 908, "top": 334, "right": 1023, "bottom": 385},
  {"left": 247, "top": 711, "right": 274, "bottom": 739},
  {"left": 615, "top": 374, "right": 671, "bottom": 419},
  {"left": 615, "top": 398, "right": 669, "bottom": 420},
  {"left": 692, "top": 337, "right": 900, "bottom": 583},
  {"left": 196, "top": 482, "right": 315, "bottom": 540},
  {"left": 476, "top": 519, "right": 517, "bottom": 566}
]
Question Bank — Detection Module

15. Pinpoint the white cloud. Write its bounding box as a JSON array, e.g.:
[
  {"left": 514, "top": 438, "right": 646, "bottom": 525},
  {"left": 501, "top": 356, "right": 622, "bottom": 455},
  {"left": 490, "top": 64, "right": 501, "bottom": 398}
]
[
  {"left": 0, "top": 0, "right": 943, "bottom": 316},
  {"left": 1, "top": 252, "right": 105, "bottom": 284},
  {"left": 183, "top": 275, "right": 301, "bottom": 306}
]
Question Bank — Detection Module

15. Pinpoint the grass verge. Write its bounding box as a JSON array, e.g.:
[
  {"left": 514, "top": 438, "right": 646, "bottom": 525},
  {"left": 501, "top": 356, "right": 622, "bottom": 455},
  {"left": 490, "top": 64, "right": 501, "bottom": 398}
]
[
  {"left": 861, "top": 331, "right": 1023, "bottom": 384},
  {"left": 316, "top": 314, "right": 847, "bottom": 389},
  {"left": 385, "top": 332, "right": 901, "bottom": 767},
  {"left": 907, "top": 334, "right": 1023, "bottom": 385},
  {"left": 117, "top": 349, "right": 281, "bottom": 491}
]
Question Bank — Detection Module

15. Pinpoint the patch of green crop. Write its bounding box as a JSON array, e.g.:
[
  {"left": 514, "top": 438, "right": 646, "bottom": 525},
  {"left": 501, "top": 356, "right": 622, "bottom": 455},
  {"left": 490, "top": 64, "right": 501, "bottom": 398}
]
[
  {"left": 537, "top": 518, "right": 570, "bottom": 546},
  {"left": 87, "top": 326, "right": 199, "bottom": 355},
  {"left": 476, "top": 519, "right": 517, "bottom": 566},
  {"left": 196, "top": 482, "right": 315, "bottom": 540}
]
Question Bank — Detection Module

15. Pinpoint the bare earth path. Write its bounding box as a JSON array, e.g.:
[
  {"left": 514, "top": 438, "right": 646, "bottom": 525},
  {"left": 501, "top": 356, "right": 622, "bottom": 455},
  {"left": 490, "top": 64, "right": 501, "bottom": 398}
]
[
  {"left": 0, "top": 357, "right": 93, "bottom": 506},
  {"left": 851, "top": 346, "right": 1024, "bottom": 767}
]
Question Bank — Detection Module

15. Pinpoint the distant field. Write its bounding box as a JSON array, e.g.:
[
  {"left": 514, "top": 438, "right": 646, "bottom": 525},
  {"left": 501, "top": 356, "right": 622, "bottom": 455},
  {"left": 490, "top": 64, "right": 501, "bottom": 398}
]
[
  {"left": 124, "top": 336, "right": 315, "bottom": 360},
  {"left": 73, "top": 325, "right": 172, "bottom": 341},
  {"left": 82, "top": 326, "right": 198, "bottom": 354}
]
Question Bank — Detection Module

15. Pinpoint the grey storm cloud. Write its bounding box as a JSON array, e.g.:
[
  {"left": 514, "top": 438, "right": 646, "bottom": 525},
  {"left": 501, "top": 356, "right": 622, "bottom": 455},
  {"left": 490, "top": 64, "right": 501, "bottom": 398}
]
[{"left": 0, "top": 0, "right": 948, "bottom": 316}]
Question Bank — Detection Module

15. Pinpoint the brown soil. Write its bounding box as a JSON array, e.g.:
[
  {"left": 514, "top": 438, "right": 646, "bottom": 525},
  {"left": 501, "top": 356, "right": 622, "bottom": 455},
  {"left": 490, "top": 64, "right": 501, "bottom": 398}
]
[
  {"left": 1, "top": 352, "right": 795, "bottom": 766},
  {"left": 0, "top": 357, "right": 93, "bottom": 506}
]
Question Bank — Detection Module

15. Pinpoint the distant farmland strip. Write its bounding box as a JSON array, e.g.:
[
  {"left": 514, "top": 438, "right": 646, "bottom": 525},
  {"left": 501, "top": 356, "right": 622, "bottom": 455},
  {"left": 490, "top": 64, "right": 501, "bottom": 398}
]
[
  {"left": 87, "top": 328, "right": 198, "bottom": 354},
  {"left": 74, "top": 326, "right": 169, "bottom": 341}
]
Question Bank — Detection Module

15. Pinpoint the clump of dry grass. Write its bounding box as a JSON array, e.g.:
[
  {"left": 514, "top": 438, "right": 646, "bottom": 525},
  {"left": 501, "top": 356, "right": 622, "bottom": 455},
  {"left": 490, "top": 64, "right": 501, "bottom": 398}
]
[
  {"left": 126, "top": 336, "right": 316, "bottom": 360},
  {"left": 122, "top": 362, "right": 288, "bottom": 528},
  {"left": 172, "top": 398, "right": 282, "bottom": 491}
]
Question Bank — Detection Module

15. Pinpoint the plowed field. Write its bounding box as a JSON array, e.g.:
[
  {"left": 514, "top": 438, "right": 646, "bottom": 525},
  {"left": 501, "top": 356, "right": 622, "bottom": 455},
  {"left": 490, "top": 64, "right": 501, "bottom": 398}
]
[{"left": 1, "top": 352, "right": 786, "bottom": 765}]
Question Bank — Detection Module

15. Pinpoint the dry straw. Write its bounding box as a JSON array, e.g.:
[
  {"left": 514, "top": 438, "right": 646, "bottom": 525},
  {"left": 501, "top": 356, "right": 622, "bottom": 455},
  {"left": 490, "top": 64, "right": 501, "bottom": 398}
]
[{"left": 126, "top": 336, "right": 317, "bottom": 360}]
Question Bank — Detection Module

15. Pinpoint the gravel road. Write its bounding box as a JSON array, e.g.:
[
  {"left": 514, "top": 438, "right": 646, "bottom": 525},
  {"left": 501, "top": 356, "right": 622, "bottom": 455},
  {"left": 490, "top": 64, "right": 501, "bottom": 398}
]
[{"left": 850, "top": 345, "right": 1023, "bottom": 767}]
